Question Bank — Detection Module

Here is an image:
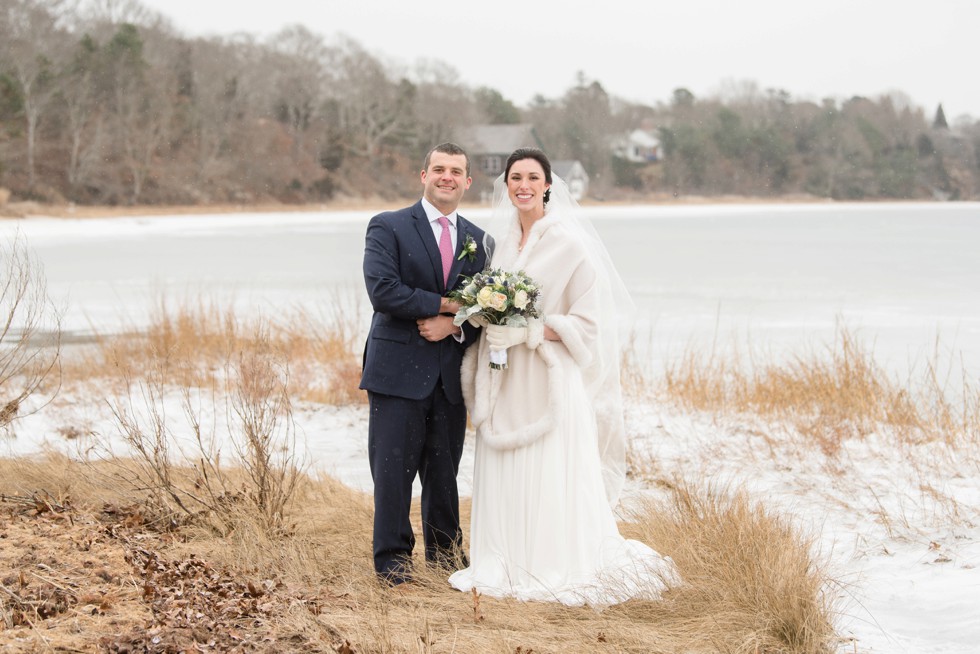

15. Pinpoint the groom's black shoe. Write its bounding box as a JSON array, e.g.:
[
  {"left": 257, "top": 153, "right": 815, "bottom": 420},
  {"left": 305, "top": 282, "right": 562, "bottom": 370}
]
[
  {"left": 381, "top": 573, "right": 413, "bottom": 587},
  {"left": 377, "top": 556, "right": 414, "bottom": 587}
]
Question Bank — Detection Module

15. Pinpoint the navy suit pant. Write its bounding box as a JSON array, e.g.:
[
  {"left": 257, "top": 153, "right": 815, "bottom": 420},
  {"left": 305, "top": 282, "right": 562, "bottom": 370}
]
[{"left": 368, "top": 382, "right": 467, "bottom": 584}]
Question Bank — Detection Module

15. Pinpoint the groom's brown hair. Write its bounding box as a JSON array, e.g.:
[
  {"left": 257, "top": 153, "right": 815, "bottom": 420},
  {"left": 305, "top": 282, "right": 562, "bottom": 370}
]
[{"left": 424, "top": 142, "right": 470, "bottom": 177}]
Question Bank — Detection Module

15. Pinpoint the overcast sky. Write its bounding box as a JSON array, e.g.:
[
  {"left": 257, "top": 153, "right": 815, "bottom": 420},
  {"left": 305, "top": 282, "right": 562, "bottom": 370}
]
[{"left": 138, "top": 0, "right": 979, "bottom": 120}]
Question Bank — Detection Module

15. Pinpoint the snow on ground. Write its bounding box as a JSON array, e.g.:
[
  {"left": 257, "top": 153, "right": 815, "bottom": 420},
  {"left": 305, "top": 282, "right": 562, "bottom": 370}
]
[
  {"left": 4, "top": 390, "right": 978, "bottom": 654},
  {"left": 4, "top": 205, "right": 979, "bottom": 651},
  {"left": 625, "top": 402, "right": 980, "bottom": 654}
]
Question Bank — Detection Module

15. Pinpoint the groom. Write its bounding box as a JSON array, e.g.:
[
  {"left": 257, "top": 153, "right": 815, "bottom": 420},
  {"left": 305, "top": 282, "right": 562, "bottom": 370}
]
[{"left": 360, "top": 142, "right": 490, "bottom": 585}]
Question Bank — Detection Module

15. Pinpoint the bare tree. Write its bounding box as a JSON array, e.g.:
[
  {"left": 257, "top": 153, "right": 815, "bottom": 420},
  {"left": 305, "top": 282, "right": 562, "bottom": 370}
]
[
  {"left": 411, "top": 59, "right": 479, "bottom": 152},
  {"left": 0, "top": 233, "right": 61, "bottom": 431},
  {"left": 175, "top": 38, "right": 245, "bottom": 188},
  {"left": 334, "top": 38, "right": 414, "bottom": 158},
  {"left": 118, "top": 65, "right": 173, "bottom": 202},
  {"left": 61, "top": 34, "right": 106, "bottom": 192},
  {"left": 97, "top": 22, "right": 174, "bottom": 202},
  {"left": 78, "top": 0, "right": 158, "bottom": 28},
  {"left": 266, "top": 25, "right": 332, "bottom": 162},
  {"left": 0, "top": 0, "right": 71, "bottom": 189}
]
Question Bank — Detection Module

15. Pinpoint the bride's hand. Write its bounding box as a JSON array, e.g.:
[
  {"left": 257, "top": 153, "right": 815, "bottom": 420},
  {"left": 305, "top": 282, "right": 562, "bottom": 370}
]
[{"left": 486, "top": 324, "right": 528, "bottom": 351}]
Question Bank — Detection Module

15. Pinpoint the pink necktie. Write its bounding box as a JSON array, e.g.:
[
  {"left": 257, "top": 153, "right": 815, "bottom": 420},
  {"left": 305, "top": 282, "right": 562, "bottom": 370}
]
[{"left": 438, "top": 216, "right": 453, "bottom": 287}]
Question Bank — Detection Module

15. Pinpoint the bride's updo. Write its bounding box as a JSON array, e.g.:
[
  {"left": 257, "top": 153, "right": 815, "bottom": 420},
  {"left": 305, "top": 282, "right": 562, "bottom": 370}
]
[{"left": 505, "top": 148, "right": 552, "bottom": 205}]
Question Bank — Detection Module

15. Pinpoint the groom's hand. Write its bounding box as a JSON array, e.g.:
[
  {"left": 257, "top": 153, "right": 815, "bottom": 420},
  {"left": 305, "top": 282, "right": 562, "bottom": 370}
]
[
  {"left": 439, "top": 297, "right": 461, "bottom": 315},
  {"left": 417, "top": 315, "right": 461, "bottom": 342}
]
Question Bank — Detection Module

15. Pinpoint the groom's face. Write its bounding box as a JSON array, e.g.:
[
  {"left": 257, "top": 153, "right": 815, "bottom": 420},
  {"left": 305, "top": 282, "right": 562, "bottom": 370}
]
[{"left": 421, "top": 152, "right": 471, "bottom": 214}]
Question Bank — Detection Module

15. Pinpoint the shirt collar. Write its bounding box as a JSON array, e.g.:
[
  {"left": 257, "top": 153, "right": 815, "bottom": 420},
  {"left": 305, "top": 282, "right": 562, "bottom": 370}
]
[{"left": 421, "top": 197, "right": 457, "bottom": 227}]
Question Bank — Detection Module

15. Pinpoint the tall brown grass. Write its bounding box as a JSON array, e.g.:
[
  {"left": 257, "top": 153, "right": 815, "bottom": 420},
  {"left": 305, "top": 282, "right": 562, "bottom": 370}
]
[
  {"left": 272, "top": 292, "right": 367, "bottom": 406},
  {"left": 659, "top": 327, "right": 980, "bottom": 455},
  {"left": 40, "top": 295, "right": 365, "bottom": 536},
  {"left": 1, "top": 454, "right": 840, "bottom": 654},
  {"left": 623, "top": 482, "right": 838, "bottom": 654},
  {"left": 62, "top": 293, "right": 367, "bottom": 406}
]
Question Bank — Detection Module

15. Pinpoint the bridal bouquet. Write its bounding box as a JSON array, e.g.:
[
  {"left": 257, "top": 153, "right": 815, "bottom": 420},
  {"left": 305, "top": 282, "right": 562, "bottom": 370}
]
[{"left": 449, "top": 268, "right": 541, "bottom": 369}]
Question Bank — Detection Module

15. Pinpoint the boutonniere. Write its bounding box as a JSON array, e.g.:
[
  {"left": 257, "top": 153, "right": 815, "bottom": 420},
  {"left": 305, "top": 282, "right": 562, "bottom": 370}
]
[{"left": 457, "top": 234, "right": 478, "bottom": 262}]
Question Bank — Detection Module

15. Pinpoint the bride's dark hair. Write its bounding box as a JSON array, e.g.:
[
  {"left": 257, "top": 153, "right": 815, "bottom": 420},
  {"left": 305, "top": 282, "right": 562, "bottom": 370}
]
[{"left": 505, "top": 148, "right": 552, "bottom": 205}]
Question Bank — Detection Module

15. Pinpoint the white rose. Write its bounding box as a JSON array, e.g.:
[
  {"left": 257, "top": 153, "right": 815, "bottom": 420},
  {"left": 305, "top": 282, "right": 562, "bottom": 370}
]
[
  {"left": 513, "top": 289, "right": 529, "bottom": 310},
  {"left": 476, "top": 286, "right": 495, "bottom": 308}
]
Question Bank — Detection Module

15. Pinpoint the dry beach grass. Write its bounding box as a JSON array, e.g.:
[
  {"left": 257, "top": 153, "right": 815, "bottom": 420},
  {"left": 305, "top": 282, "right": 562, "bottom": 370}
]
[
  {"left": 660, "top": 328, "right": 980, "bottom": 454},
  {"left": 1, "top": 454, "right": 838, "bottom": 653},
  {"left": 61, "top": 294, "right": 366, "bottom": 406},
  {"left": 4, "top": 293, "right": 978, "bottom": 652},
  {"left": 0, "top": 298, "right": 849, "bottom": 652},
  {"left": 644, "top": 325, "right": 980, "bottom": 548}
]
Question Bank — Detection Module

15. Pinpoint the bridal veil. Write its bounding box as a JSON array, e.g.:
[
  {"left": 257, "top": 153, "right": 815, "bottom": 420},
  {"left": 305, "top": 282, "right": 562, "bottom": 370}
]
[{"left": 485, "top": 173, "right": 635, "bottom": 506}]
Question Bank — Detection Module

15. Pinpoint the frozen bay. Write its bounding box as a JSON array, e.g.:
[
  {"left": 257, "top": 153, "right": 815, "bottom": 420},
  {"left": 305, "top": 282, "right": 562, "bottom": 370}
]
[{"left": 6, "top": 201, "right": 979, "bottom": 379}]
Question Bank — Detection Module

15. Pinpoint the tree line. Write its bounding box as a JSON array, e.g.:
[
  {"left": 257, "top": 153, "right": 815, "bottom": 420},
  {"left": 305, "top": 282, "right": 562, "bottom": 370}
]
[{"left": 1, "top": 0, "right": 978, "bottom": 207}]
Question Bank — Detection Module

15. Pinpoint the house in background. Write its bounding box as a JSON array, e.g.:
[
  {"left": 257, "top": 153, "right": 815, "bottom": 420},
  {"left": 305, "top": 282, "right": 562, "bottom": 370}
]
[
  {"left": 457, "top": 124, "right": 543, "bottom": 178},
  {"left": 552, "top": 160, "right": 589, "bottom": 201},
  {"left": 613, "top": 129, "right": 664, "bottom": 163},
  {"left": 457, "top": 123, "right": 589, "bottom": 201}
]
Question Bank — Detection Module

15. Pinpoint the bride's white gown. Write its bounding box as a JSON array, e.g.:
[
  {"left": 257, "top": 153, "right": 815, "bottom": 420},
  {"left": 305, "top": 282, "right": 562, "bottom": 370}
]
[{"left": 448, "top": 212, "right": 676, "bottom": 606}]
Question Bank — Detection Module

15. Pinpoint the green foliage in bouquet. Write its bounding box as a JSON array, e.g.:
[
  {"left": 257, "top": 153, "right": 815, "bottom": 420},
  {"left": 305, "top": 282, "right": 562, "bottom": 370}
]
[{"left": 449, "top": 268, "right": 541, "bottom": 327}]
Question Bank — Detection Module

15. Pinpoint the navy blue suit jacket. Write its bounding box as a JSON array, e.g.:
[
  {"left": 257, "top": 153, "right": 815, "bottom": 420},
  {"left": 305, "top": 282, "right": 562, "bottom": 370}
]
[{"left": 360, "top": 201, "right": 490, "bottom": 403}]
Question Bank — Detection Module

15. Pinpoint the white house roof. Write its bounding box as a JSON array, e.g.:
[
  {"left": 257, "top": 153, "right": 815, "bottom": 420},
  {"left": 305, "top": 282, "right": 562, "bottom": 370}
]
[
  {"left": 552, "top": 160, "right": 588, "bottom": 181},
  {"left": 628, "top": 129, "right": 661, "bottom": 147}
]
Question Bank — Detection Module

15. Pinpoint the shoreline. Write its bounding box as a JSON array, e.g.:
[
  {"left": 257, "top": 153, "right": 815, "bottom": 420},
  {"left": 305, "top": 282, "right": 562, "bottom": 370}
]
[{"left": 0, "top": 192, "right": 917, "bottom": 220}]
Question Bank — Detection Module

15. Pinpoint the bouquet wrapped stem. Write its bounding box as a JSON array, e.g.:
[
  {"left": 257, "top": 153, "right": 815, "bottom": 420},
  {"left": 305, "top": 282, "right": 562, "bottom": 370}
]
[
  {"left": 449, "top": 268, "right": 541, "bottom": 370},
  {"left": 488, "top": 349, "right": 508, "bottom": 370}
]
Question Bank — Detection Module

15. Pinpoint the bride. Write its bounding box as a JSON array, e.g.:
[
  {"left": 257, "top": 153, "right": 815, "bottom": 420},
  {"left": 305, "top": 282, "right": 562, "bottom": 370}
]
[{"left": 448, "top": 148, "right": 677, "bottom": 605}]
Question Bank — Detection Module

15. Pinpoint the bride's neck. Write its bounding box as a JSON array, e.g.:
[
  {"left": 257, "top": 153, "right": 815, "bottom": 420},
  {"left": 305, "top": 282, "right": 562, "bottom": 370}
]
[{"left": 517, "top": 207, "right": 545, "bottom": 245}]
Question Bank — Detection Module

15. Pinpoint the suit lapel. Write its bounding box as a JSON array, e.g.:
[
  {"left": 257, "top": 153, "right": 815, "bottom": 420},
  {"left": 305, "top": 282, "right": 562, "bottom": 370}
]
[{"left": 412, "top": 202, "right": 445, "bottom": 291}]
